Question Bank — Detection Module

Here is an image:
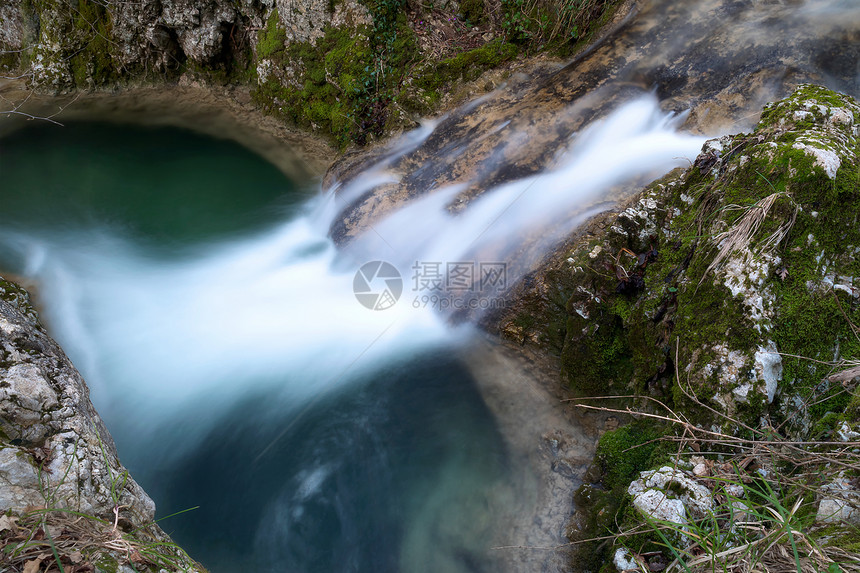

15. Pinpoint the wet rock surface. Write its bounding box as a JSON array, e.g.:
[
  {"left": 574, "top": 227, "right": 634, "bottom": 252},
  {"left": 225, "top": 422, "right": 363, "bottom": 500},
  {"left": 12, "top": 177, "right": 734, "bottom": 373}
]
[{"left": 327, "top": 0, "right": 860, "bottom": 243}]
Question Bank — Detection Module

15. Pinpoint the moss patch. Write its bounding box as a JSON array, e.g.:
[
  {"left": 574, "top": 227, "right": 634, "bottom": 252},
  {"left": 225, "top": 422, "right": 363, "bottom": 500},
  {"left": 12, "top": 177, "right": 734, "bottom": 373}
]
[
  {"left": 595, "top": 421, "right": 665, "bottom": 490},
  {"left": 414, "top": 39, "right": 518, "bottom": 93},
  {"left": 0, "top": 277, "right": 39, "bottom": 325},
  {"left": 252, "top": 21, "right": 376, "bottom": 147},
  {"left": 68, "top": 0, "right": 116, "bottom": 87}
]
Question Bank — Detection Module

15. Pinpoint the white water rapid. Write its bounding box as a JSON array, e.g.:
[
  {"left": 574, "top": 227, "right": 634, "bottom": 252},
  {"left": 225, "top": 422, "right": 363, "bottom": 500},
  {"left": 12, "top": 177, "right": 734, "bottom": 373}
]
[
  {"left": 1, "top": 94, "right": 705, "bottom": 443},
  {"left": 0, "top": 92, "right": 707, "bottom": 573}
]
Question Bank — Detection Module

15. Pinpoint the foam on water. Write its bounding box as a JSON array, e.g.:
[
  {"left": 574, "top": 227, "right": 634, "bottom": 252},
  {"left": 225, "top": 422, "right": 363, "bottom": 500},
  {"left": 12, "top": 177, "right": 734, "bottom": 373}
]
[
  {"left": 0, "top": 95, "right": 705, "bottom": 442},
  {"left": 0, "top": 93, "right": 708, "bottom": 572}
]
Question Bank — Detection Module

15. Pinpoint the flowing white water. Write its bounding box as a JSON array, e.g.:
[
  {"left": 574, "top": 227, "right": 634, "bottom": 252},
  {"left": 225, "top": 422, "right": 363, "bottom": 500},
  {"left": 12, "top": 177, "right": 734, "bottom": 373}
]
[
  {"left": 1, "top": 95, "right": 705, "bottom": 445},
  {"left": 348, "top": 96, "right": 705, "bottom": 265},
  {"left": 0, "top": 93, "right": 708, "bottom": 573}
]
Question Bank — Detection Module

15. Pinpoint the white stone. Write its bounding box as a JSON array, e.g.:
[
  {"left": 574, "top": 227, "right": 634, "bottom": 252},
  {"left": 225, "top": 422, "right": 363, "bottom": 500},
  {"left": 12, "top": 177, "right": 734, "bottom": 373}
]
[
  {"left": 754, "top": 342, "right": 782, "bottom": 403},
  {"left": 628, "top": 466, "right": 713, "bottom": 523},
  {"left": 613, "top": 548, "right": 641, "bottom": 572},
  {"left": 2, "top": 363, "right": 59, "bottom": 416},
  {"left": 631, "top": 489, "right": 687, "bottom": 524},
  {"left": 792, "top": 141, "right": 841, "bottom": 179},
  {"left": 732, "top": 383, "right": 752, "bottom": 403},
  {"left": 837, "top": 422, "right": 860, "bottom": 442},
  {"left": 722, "top": 252, "right": 777, "bottom": 330},
  {"left": 725, "top": 483, "right": 745, "bottom": 498},
  {"left": 703, "top": 137, "right": 726, "bottom": 156},
  {"left": 816, "top": 472, "right": 860, "bottom": 525},
  {"left": 828, "top": 108, "right": 854, "bottom": 127}
]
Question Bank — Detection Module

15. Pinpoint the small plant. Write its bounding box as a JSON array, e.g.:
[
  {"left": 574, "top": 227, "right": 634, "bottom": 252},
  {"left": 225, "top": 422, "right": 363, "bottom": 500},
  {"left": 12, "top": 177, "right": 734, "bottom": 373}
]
[
  {"left": 571, "top": 341, "right": 860, "bottom": 573},
  {"left": 500, "top": 0, "right": 615, "bottom": 52},
  {"left": 0, "top": 432, "right": 201, "bottom": 572}
]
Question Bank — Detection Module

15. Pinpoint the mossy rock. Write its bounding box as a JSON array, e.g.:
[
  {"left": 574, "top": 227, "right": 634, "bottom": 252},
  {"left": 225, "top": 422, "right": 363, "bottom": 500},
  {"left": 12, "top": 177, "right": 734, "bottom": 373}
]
[
  {"left": 506, "top": 84, "right": 860, "bottom": 436},
  {"left": 0, "top": 277, "right": 39, "bottom": 326},
  {"left": 568, "top": 420, "right": 673, "bottom": 570},
  {"left": 594, "top": 420, "right": 666, "bottom": 490}
]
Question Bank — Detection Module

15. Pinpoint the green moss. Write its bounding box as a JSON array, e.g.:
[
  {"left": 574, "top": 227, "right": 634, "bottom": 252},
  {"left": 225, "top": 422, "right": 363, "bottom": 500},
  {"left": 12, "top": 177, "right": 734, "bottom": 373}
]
[
  {"left": 571, "top": 482, "right": 629, "bottom": 570},
  {"left": 415, "top": 40, "right": 518, "bottom": 92},
  {"left": 809, "top": 412, "right": 844, "bottom": 440},
  {"left": 459, "top": 0, "right": 485, "bottom": 25},
  {"left": 257, "top": 11, "right": 287, "bottom": 60},
  {"left": 95, "top": 554, "right": 119, "bottom": 573},
  {"left": 0, "top": 278, "right": 39, "bottom": 324},
  {"left": 252, "top": 23, "right": 373, "bottom": 146},
  {"left": 68, "top": 0, "right": 116, "bottom": 86},
  {"left": 252, "top": 2, "right": 425, "bottom": 146},
  {"left": 570, "top": 420, "right": 673, "bottom": 570},
  {"left": 727, "top": 104, "right": 860, "bottom": 430},
  {"left": 811, "top": 522, "right": 860, "bottom": 553},
  {"left": 595, "top": 421, "right": 663, "bottom": 490},
  {"left": 846, "top": 392, "right": 860, "bottom": 421},
  {"left": 759, "top": 85, "right": 858, "bottom": 129},
  {"left": 0, "top": 47, "right": 21, "bottom": 72},
  {"left": 562, "top": 310, "right": 633, "bottom": 395}
]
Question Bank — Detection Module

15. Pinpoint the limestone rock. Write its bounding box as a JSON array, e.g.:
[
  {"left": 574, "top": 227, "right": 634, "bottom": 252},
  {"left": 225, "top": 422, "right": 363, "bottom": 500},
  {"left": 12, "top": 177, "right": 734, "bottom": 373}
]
[
  {"left": 837, "top": 421, "right": 860, "bottom": 442},
  {"left": 110, "top": 0, "right": 244, "bottom": 65},
  {"left": 816, "top": 472, "right": 860, "bottom": 525},
  {"left": 0, "top": 276, "right": 155, "bottom": 525},
  {"left": 0, "top": 0, "right": 23, "bottom": 49},
  {"left": 275, "top": 0, "right": 370, "bottom": 44},
  {"left": 627, "top": 466, "right": 713, "bottom": 525},
  {"left": 613, "top": 547, "right": 642, "bottom": 572}
]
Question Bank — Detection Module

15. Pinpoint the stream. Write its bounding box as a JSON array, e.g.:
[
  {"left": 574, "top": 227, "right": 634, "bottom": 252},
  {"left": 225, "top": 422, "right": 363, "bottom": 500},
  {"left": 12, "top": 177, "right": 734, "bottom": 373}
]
[{"left": 1, "top": 0, "right": 859, "bottom": 571}]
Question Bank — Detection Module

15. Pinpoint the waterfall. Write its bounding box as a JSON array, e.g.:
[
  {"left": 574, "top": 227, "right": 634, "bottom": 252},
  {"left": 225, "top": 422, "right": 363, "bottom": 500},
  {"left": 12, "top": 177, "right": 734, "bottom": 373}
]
[
  {"left": 2, "top": 0, "right": 858, "bottom": 570},
  {"left": 0, "top": 93, "right": 703, "bottom": 573},
  {"left": 0, "top": 94, "right": 703, "bottom": 440}
]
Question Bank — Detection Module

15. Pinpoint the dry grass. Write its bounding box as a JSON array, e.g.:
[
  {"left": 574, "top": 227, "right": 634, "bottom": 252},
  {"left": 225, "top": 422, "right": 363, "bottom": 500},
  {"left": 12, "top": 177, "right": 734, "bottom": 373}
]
[
  {"left": 700, "top": 191, "right": 798, "bottom": 287},
  {"left": 0, "top": 506, "right": 199, "bottom": 573},
  {"left": 566, "top": 341, "right": 860, "bottom": 573}
]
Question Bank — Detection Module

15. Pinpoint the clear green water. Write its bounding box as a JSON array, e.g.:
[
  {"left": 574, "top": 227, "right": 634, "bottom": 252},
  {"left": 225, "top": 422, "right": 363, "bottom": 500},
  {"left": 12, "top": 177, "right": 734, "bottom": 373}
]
[
  {"left": 0, "top": 121, "right": 304, "bottom": 247},
  {"left": 0, "top": 121, "right": 516, "bottom": 573}
]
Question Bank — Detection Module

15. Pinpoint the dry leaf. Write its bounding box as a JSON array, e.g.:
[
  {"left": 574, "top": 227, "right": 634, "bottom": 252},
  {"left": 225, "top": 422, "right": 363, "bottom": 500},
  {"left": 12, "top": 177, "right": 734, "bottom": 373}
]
[
  {"left": 23, "top": 557, "right": 43, "bottom": 573},
  {"left": 829, "top": 365, "right": 860, "bottom": 385},
  {"left": 0, "top": 514, "right": 17, "bottom": 533},
  {"left": 69, "top": 550, "right": 84, "bottom": 564},
  {"left": 46, "top": 524, "right": 64, "bottom": 539}
]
